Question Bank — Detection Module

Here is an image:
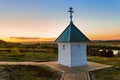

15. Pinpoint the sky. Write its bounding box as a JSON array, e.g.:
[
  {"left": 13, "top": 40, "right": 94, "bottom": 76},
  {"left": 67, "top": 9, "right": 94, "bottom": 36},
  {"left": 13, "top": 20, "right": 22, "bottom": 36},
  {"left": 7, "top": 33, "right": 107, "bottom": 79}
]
[{"left": 0, "top": 0, "right": 120, "bottom": 42}]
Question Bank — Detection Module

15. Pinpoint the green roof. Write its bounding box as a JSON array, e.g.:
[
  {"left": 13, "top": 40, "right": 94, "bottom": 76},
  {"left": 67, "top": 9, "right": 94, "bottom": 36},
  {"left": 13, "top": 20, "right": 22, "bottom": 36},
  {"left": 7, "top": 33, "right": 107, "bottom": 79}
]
[{"left": 55, "top": 23, "right": 90, "bottom": 42}]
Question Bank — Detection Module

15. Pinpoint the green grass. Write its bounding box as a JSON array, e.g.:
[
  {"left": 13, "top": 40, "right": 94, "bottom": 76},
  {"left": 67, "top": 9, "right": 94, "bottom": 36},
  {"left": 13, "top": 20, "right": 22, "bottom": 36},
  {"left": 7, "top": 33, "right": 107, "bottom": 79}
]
[
  {"left": 89, "top": 67, "right": 120, "bottom": 80},
  {"left": 0, "top": 42, "right": 119, "bottom": 80},
  {"left": 0, "top": 52, "right": 57, "bottom": 62},
  {"left": 0, "top": 65, "right": 61, "bottom": 80},
  {"left": 88, "top": 56, "right": 120, "bottom": 80},
  {"left": 88, "top": 56, "right": 120, "bottom": 67}
]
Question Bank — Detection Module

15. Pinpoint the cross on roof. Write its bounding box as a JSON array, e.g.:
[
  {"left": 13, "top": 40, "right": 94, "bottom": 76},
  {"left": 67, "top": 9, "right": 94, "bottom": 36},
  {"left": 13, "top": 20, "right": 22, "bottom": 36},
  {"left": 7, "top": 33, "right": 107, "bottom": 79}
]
[{"left": 68, "top": 7, "right": 74, "bottom": 23}]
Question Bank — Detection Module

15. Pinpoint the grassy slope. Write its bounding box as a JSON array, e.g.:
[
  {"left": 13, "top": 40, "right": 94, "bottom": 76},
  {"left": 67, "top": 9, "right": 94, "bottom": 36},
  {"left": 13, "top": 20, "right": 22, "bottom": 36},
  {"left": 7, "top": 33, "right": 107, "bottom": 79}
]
[
  {"left": 88, "top": 56, "right": 120, "bottom": 80},
  {"left": 87, "top": 41, "right": 120, "bottom": 80},
  {"left": 0, "top": 49, "right": 60, "bottom": 80},
  {"left": 88, "top": 56, "right": 120, "bottom": 67},
  {"left": 0, "top": 41, "right": 119, "bottom": 80},
  {"left": 0, "top": 52, "right": 57, "bottom": 62},
  {"left": 0, "top": 65, "right": 61, "bottom": 80}
]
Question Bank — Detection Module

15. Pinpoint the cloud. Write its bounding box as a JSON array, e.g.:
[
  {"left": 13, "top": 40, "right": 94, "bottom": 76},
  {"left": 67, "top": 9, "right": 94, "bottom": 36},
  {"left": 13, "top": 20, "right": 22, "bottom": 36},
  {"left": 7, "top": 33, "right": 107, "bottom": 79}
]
[
  {"left": 109, "top": 33, "right": 120, "bottom": 40},
  {"left": 10, "top": 37, "right": 40, "bottom": 40},
  {"left": 112, "top": 33, "right": 120, "bottom": 37},
  {"left": 8, "top": 37, "right": 56, "bottom": 42}
]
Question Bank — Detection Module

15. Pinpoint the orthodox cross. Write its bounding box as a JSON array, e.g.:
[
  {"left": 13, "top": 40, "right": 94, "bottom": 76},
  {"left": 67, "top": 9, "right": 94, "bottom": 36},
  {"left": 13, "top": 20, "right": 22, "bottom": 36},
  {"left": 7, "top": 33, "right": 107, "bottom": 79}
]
[{"left": 68, "top": 7, "right": 74, "bottom": 23}]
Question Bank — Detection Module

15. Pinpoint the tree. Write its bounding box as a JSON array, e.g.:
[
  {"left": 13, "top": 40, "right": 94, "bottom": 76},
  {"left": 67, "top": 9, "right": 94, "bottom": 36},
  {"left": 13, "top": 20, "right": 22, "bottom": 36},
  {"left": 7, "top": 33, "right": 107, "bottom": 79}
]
[
  {"left": 117, "top": 51, "right": 120, "bottom": 56},
  {"left": 106, "top": 49, "right": 114, "bottom": 57}
]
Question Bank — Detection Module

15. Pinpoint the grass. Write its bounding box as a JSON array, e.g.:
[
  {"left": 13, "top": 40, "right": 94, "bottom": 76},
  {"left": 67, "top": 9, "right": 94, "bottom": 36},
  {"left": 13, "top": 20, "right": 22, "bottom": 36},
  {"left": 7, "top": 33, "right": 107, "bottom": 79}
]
[
  {"left": 88, "top": 56, "right": 120, "bottom": 80},
  {"left": 89, "top": 67, "right": 120, "bottom": 80},
  {"left": 0, "top": 49, "right": 60, "bottom": 80},
  {"left": 87, "top": 56, "right": 120, "bottom": 67},
  {"left": 0, "top": 41, "right": 119, "bottom": 80},
  {"left": 0, "top": 65, "right": 61, "bottom": 80},
  {"left": 0, "top": 52, "right": 57, "bottom": 62}
]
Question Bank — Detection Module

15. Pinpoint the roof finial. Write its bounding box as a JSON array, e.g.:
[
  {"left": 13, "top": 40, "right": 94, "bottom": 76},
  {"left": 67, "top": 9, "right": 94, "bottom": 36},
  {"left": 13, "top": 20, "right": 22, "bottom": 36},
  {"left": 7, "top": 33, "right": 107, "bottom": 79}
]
[{"left": 68, "top": 7, "right": 74, "bottom": 24}]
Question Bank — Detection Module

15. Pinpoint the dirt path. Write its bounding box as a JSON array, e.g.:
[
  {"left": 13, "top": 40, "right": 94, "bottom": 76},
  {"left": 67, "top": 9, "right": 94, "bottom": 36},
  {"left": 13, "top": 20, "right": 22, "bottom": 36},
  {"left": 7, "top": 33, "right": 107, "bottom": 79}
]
[{"left": 63, "top": 72, "right": 90, "bottom": 80}]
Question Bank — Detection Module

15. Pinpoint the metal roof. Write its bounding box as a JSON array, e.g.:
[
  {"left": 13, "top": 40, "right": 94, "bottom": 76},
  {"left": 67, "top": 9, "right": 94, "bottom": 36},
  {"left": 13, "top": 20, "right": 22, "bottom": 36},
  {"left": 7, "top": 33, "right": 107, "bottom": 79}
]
[{"left": 55, "top": 23, "right": 90, "bottom": 42}]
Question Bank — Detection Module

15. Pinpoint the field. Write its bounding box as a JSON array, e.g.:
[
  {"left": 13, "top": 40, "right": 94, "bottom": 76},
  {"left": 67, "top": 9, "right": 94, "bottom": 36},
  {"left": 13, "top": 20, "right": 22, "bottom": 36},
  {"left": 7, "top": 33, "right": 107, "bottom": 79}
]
[
  {"left": 88, "top": 40, "right": 120, "bottom": 47},
  {"left": 0, "top": 41, "right": 60, "bottom": 80},
  {"left": 0, "top": 51, "right": 57, "bottom": 62},
  {"left": 88, "top": 56, "right": 120, "bottom": 80},
  {"left": 0, "top": 40, "right": 120, "bottom": 80},
  {"left": 87, "top": 41, "right": 120, "bottom": 80},
  {"left": 0, "top": 41, "right": 58, "bottom": 62},
  {"left": 0, "top": 65, "right": 61, "bottom": 80}
]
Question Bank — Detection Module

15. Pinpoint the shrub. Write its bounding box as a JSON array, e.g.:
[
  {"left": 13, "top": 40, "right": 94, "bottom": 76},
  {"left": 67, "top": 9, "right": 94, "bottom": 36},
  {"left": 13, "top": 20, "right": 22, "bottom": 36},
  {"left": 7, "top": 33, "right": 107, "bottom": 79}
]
[{"left": 10, "top": 48, "right": 20, "bottom": 54}]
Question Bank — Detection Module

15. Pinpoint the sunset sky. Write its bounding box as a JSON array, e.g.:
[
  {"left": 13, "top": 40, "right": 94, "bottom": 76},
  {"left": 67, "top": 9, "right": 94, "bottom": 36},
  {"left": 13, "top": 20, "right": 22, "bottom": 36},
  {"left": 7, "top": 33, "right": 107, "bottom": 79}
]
[{"left": 0, "top": 0, "right": 120, "bottom": 42}]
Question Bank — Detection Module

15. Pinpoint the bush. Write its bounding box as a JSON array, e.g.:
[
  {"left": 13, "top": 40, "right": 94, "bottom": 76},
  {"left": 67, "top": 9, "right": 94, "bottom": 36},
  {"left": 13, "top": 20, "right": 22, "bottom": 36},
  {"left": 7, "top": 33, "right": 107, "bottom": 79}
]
[
  {"left": 87, "top": 48, "right": 114, "bottom": 57},
  {"left": 10, "top": 48, "right": 20, "bottom": 54}
]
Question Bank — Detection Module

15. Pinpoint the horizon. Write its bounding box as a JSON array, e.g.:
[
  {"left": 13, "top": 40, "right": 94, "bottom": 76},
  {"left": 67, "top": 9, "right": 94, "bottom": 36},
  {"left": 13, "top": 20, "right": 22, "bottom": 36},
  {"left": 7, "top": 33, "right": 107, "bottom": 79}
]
[
  {"left": 1, "top": 36, "right": 120, "bottom": 43},
  {"left": 0, "top": 0, "right": 120, "bottom": 42}
]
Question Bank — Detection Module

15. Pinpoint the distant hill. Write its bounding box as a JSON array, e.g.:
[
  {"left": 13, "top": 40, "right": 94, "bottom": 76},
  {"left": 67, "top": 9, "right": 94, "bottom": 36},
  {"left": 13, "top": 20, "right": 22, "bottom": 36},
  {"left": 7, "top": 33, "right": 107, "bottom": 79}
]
[
  {"left": 0, "top": 40, "right": 5, "bottom": 43},
  {"left": 91, "top": 40, "right": 120, "bottom": 43}
]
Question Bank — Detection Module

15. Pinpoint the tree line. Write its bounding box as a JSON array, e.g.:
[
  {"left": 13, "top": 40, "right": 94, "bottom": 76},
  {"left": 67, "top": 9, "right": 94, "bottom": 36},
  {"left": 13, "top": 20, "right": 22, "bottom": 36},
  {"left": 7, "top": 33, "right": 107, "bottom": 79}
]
[{"left": 87, "top": 45, "right": 120, "bottom": 57}]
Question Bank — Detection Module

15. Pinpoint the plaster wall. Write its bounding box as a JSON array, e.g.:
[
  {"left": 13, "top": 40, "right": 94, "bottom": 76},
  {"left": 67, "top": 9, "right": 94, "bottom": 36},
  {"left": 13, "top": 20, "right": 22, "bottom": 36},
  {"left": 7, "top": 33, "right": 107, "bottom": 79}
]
[
  {"left": 58, "top": 43, "right": 87, "bottom": 67},
  {"left": 58, "top": 43, "right": 71, "bottom": 66},
  {"left": 71, "top": 43, "right": 87, "bottom": 67}
]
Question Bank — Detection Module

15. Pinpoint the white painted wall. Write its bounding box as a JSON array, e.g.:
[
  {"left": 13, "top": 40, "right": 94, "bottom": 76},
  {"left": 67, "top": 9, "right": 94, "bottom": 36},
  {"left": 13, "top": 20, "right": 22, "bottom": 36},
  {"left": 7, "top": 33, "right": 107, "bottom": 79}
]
[
  {"left": 71, "top": 43, "right": 87, "bottom": 67},
  {"left": 58, "top": 43, "right": 71, "bottom": 66},
  {"left": 58, "top": 43, "right": 87, "bottom": 67}
]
